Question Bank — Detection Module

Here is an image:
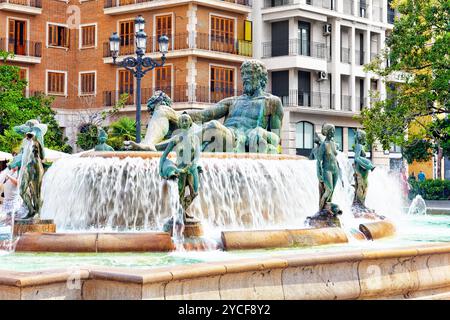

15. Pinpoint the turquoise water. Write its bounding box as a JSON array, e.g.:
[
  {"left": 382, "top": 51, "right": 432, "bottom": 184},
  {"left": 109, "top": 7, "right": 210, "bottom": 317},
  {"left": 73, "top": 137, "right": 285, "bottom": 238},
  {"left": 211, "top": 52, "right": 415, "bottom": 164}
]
[{"left": 0, "top": 214, "right": 449, "bottom": 272}]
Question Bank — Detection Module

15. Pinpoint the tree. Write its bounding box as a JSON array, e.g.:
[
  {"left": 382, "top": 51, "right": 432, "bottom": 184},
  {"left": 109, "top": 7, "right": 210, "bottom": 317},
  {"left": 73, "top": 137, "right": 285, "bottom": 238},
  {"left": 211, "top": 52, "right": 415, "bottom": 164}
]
[
  {"left": 0, "top": 52, "right": 71, "bottom": 153},
  {"left": 107, "top": 117, "right": 136, "bottom": 150},
  {"left": 361, "top": 0, "right": 449, "bottom": 164},
  {"left": 75, "top": 93, "right": 130, "bottom": 151}
]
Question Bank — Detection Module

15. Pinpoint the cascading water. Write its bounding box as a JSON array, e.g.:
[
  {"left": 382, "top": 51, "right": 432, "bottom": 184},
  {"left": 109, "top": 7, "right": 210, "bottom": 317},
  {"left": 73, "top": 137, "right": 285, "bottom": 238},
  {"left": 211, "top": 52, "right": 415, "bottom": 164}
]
[{"left": 41, "top": 153, "right": 403, "bottom": 232}]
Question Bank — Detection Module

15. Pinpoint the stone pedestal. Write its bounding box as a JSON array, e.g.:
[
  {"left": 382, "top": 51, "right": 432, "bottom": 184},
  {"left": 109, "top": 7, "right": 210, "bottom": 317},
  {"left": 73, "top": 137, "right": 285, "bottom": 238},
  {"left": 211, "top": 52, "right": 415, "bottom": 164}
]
[
  {"left": 13, "top": 220, "right": 56, "bottom": 236},
  {"left": 183, "top": 222, "right": 204, "bottom": 238}
]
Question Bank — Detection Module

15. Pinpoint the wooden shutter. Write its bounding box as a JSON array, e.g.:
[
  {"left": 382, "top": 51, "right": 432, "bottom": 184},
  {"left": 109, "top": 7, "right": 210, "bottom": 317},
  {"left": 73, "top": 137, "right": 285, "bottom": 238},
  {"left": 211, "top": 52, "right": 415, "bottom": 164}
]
[
  {"left": 210, "top": 66, "right": 234, "bottom": 102},
  {"left": 8, "top": 19, "right": 15, "bottom": 53},
  {"left": 81, "top": 25, "right": 95, "bottom": 48},
  {"left": 120, "top": 20, "right": 134, "bottom": 55},
  {"left": 211, "top": 16, "right": 235, "bottom": 54},
  {"left": 119, "top": 69, "right": 134, "bottom": 104},
  {"left": 64, "top": 27, "right": 70, "bottom": 48},
  {"left": 48, "top": 72, "right": 65, "bottom": 95},
  {"left": 155, "top": 66, "right": 172, "bottom": 96},
  {"left": 156, "top": 15, "right": 172, "bottom": 50},
  {"left": 80, "top": 73, "right": 95, "bottom": 95}
]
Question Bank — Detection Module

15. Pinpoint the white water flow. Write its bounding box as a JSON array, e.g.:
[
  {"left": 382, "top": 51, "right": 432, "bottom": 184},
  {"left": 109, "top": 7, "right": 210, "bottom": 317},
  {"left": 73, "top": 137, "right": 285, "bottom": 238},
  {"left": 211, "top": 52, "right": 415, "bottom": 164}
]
[
  {"left": 41, "top": 153, "right": 404, "bottom": 231},
  {"left": 408, "top": 195, "right": 427, "bottom": 215}
]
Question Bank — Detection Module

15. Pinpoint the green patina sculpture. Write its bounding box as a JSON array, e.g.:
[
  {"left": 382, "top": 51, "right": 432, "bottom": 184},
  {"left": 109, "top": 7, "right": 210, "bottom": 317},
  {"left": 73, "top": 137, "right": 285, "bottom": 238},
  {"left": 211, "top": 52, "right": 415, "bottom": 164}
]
[
  {"left": 13, "top": 120, "right": 47, "bottom": 219},
  {"left": 160, "top": 114, "right": 201, "bottom": 227},
  {"left": 94, "top": 128, "right": 114, "bottom": 152},
  {"left": 127, "top": 60, "right": 284, "bottom": 154},
  {"left": 352, "top": 129, "right": 384, "bottom": 219},
  {"left": 306, "top": 124, "right": 343, "bottom": 228}
]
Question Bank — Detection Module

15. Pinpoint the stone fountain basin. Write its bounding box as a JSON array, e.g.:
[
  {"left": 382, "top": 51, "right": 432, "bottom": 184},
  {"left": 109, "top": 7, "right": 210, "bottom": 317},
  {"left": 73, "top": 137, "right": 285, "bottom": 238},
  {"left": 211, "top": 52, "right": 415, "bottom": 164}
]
[
  {"left": 13, "top": 221, "right": 396, "bottom": 253},
  {"left": 1, "top": 242, "right": 450, "bottom": 300}
]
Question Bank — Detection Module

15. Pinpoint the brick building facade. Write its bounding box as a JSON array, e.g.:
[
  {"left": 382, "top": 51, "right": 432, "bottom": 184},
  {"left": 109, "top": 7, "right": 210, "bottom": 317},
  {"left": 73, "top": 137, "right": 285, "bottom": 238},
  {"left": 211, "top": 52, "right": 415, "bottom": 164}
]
[{"left": 0, "top": 0, "right": 253, "bottom": 147}]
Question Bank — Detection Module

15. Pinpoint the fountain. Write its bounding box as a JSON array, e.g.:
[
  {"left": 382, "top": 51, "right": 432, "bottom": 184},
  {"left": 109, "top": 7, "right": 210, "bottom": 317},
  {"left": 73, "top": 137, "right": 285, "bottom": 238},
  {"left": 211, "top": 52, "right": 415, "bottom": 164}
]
[
  {"left": 0, "top": 60, "right": 449, "bottom": 300},
  {"left": 408, "top": 195, "right": 427, "bottom": 215}
]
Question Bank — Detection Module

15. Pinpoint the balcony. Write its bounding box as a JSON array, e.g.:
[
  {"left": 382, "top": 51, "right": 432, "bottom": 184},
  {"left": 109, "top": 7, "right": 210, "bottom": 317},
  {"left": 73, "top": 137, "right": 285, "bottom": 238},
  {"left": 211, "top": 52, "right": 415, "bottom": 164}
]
[
  {"left": 103, "top": 85, "right": 243, "bottom": 107},
  {"left": 274, "top": 90, "right": 334, "bottom": 110},
  {"left": 103, "top": 33, "right": 252, "bottom": 59},
  {"left": 104, "top": 0, "right": 252, "bottom": 15},
  {"left": 0, "top": 38, "right": 42, "bottom": 63},
  {"left": 0, "top": 0, "right": 42, "bottom": 14},
  {"left": 263, "top": 39, "right": 328, "bottom": 60},
  {"left": 341, "top": 47, "right": 350, "bottom": 63},
  {"left": 341, "top": 95, "right": 352, "bottom": 111},
  {"left": 263, "top": 0, "right": 334, "bottom": 10}
]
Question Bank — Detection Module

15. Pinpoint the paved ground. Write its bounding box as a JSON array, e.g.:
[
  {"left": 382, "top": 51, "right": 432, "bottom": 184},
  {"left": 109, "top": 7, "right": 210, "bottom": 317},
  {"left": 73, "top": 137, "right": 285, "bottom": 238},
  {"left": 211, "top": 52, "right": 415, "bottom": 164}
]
[{"left": 424, "top": 200, "right": 450, "bottom": 209}]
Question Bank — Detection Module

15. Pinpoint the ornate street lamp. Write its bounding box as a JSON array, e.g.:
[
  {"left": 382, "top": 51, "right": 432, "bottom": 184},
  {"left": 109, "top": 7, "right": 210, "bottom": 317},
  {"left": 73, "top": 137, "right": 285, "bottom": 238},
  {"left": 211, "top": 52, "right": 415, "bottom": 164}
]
[{"left": 109, "top": 16, "right": 168, "bottom": 144}]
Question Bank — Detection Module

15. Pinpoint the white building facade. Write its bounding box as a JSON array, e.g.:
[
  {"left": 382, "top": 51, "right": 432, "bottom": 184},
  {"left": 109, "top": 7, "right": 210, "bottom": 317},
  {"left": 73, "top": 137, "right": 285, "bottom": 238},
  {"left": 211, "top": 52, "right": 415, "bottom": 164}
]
[{"left": 251, "top": 0, "right": 401, "bottom": 168}]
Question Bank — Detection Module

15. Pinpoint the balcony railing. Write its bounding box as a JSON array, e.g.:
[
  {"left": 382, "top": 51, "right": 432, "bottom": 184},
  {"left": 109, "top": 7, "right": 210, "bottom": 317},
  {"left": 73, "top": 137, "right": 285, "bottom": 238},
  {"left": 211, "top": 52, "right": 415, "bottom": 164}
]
[
  {"left": 355, "top": 96, "right": 366, "bottom": 111},
  {"left": 355, "top": 50, "right": 365, "bottom": 65},
  {"left": 273, "top": 90, "right": 334, "bottom": 110},
  {"left": 341, "top": 47, "right": 350, "bottom": 63},
  {"left": 0, "top": 38, "right": 42, "bottom": 57},
  {"left": 103, "top": 33, "right": 252, "bottom": 58},
  {"left": 104, "top": 0, "right": 252, "bottom": 9},
  {"left": 0, "top": 0, "right": 41, "bottom": 8},
  {"left": 103, "top": 85, "right": 244, "bottom": 107},
  {"left": 341, "top": 95, "right": 352, "bottom": 111},
  {"left": 264, "top": 0, "right": 334, "bottom": 10},
  {"left": 262, "top": 39, "right": 328, "bottom": 60}
]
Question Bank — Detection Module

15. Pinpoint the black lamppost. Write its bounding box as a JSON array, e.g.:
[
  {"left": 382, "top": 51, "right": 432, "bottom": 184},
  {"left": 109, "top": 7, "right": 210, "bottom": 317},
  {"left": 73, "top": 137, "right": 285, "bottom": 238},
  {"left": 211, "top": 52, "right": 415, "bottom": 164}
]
[{"left": 109, "top": 15, "right": 169, "bottom": 143}]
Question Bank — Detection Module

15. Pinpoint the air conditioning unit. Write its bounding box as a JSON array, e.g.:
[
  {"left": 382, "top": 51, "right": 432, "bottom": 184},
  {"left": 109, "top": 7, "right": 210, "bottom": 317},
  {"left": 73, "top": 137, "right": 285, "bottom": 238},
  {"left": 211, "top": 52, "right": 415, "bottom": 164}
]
[
  {"left": 323, "top": 24, "right": 332, "bottom": 36},
  {"left": 317, "top": 71, "right": 328, "bottom": 81}
]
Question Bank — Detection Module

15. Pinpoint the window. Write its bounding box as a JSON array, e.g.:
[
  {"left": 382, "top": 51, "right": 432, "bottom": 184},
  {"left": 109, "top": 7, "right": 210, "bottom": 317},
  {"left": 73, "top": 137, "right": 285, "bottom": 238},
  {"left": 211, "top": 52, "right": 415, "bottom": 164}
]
[
  {"left": 210, "top": 66, "right": 234, "bottom": 103},
  {"left": 156, "top": 15, "right": 172, "bottom": 50},
  {"left": 296, "top": 121, "right": 314, "bottom": 157},
  {"left": 79, "top": 72, "right": 96, "bottom": 96},
  {"left": 47, "top": 71, "right": 66, "bottom": 96},
  {"left": 8, "top": 19, "right": 27, "bottom": 55},
  {"left": 48, "top": 23, "right": 69, "bottom": 48},
  {"left": 155, "top": 66, "right": 172, "bottom": 95},
  {"left": 211, "top": 15, "right": 235, "bottom": 53},
  {"left": 348, "top": 127, "right": 357, "bottom": 151},
  {"left": 119, "top": 20, "right": 135, "bottom": 55},
  {"left": 80, "top": 24, "right": 96, "bottom": 48},
  {"left": 335, "top": 127, "right": 343, "bottom": 152},
  {"left": 298, "top": 21, "right": 310, "bottom": 56},
  {"left": 119, "top": 69, "right": 134, "bottom": 105}
]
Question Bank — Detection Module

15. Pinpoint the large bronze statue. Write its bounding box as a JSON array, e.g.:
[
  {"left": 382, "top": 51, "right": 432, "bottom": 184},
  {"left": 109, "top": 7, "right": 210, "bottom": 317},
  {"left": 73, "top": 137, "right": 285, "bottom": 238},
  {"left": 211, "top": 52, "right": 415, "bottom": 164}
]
[
  {"left": 352, "top": 129, "right": 384, "bottom": 220},
  {"left": 306, "top": 124, "right": 343, "bottom": 228},
  {"left": 13, "top": 120, "right": 47, "bottom": 219},
  {"left": 127, "top": 60, "right": 284, "bottom": 154},
  {"left": 159, "top": 114, "right": 202, "bottom": 234}
]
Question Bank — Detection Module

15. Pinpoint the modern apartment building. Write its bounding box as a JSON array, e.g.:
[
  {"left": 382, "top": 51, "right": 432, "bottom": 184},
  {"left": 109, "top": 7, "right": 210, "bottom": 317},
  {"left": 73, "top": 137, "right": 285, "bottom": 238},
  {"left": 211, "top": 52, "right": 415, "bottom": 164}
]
[
  {"left": 0, "top": 0, "right": 403, "bottom": 168},
  {"left": 252, "top": 0, "right": 401, "bottom": 167},
  {"left": 0, "top": 0, "right": 253, "bottom": 147}
]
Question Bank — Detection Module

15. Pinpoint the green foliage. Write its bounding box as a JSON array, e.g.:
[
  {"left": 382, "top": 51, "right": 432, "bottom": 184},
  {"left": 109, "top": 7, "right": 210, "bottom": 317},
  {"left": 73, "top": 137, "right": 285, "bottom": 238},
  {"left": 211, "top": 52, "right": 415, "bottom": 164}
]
[
  {"left": 75, "top": 94, "right": 130, "bottom": 151},
  {"left": 402, "top": 139, "right": 434, "bottom": 164},
  {"left": 76, "top": 123, "right": 98, "bottom": 151},
  {"left": 0, "top": 57, "right": 71, "bottom": 153},
  {"left": 409, "top": 179, "right": 450, "bottom": 200},
  {"left": 361, "top": 0, "right": 449, "bottom": 162},
  {"left": 107, "top": 117, "right": 136, "bottom": 150}
]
